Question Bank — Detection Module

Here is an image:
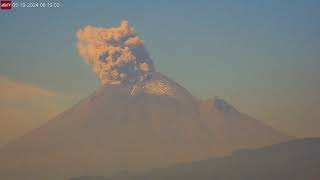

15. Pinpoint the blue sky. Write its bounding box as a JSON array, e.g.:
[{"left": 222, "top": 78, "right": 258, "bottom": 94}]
[{"left": 0, "top": 0, "right": 320, "bottom": 137}]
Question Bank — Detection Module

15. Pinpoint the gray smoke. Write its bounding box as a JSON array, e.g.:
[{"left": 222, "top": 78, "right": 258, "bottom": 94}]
[{"left": 77, "top": 20, "right": 155, "bottom": 85}]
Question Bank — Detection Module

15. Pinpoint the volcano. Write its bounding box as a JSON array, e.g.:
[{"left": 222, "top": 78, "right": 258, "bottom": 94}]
[
  {"left": 0, "top": 21, "right": 290, "bottom": 180},
  {"left": 0, "top": 72, "right": 289, "bottom": 180}
]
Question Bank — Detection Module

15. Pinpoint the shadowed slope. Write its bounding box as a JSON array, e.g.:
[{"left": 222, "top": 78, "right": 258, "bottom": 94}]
[{"left": 109, "top": 138, "right": 320, "bottom": 180}]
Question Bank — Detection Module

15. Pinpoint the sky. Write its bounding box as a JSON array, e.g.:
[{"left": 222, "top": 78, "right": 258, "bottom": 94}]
[{"left": 0, "top": 0, "right": 320, "bottom": 145}]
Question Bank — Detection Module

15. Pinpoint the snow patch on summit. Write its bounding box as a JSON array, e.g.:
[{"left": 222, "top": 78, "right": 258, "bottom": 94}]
[{"left": 129, "top": 73, "right": 192, "bottom": 99}]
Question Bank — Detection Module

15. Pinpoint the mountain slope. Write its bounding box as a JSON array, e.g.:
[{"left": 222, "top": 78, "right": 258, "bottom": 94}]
[
  {"left": 0, "top": 73, "right": 289, "bottom": 180},
  {"left": 109, "top": 138, "right": 320, "bottom": 180}
]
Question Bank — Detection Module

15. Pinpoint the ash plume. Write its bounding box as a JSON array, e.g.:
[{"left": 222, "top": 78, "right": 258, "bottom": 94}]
[{"left": 77, "top": 20, "right": 155, "bottom": 85}]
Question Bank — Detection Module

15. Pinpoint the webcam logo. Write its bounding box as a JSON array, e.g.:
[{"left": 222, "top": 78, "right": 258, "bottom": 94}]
[{"left": 1, "top": 0, "right": 12, "bottom": 10}]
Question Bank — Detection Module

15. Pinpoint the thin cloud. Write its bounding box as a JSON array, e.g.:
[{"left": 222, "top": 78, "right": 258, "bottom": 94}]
[
  {"left": 0, "top": 76, "right": 67, "bottom": 147},
  {"left": 0, "top": 76, "right": 57, "bottom": 102}
]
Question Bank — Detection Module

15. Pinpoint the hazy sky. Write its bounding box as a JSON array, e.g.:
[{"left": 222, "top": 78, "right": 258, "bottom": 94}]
[{"left": 0, "top": 0, "right": 320, "bottom": 142}]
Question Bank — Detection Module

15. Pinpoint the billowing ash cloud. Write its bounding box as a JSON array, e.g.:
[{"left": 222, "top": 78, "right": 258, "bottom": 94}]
[{"left": 77, "top": 20, "right": 155, "bottom": 85}]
